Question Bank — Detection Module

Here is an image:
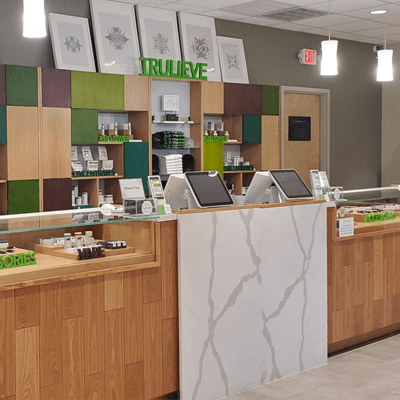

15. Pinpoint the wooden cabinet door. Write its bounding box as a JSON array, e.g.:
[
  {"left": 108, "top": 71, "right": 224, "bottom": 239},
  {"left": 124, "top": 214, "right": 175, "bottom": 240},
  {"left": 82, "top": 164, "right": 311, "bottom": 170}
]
[
  {"left": 7, "top": 106, "right": 39, "bottom": 180},
  {"left": 202, "top": 81, "right": 224, "bottom": 114},
  {"left": 42, "top": 107, "right": 71, "bottom": 179},
  {"left": 261, "top": 115, "right": 280, "bottom": 170},
  {"left": 224, "top": 83, "right": 262, "bottom": 115}
]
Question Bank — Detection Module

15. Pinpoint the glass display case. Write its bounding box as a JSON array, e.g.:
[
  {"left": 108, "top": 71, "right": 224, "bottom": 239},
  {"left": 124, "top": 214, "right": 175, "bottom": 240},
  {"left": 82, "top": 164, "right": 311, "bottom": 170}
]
[{"left": 0, "top": 207, "right": 160, "bottom": 288}]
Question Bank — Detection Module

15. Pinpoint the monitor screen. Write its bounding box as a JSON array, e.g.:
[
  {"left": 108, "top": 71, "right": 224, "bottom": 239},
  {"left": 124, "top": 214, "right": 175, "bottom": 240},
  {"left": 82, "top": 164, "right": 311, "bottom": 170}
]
[
  {"left": 185, "top": 171, "right": 234, "bottom": 208},
  {"left": 269, "top": 170, "right": 313, "bottom": 199}
]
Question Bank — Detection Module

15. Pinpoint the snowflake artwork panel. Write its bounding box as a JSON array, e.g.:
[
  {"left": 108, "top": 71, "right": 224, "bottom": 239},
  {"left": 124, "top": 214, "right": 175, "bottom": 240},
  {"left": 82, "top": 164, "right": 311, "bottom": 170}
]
[
  {"left": 186, "top": 25, "right": 216, "bottom": 66},
  {"left": 136, "top": 6, "right": 182, "bottom": 64},
  {"left": 143, "top": 18, "right": 176, "bottom": 61},
  {"left": 57, "top": 21, "right": 90, "bottom": 67},
  {"left": 90, "top": 0, "right": 141, "bottom": 74},
  {"left": 49, "top": 13, "right": 95, "bottom": 72},
  {"left": 217, "top": 36, "right": 249, "bottom": 84},
  {"left": 178, "top": 13, "right": 221, "bottom": 81}
]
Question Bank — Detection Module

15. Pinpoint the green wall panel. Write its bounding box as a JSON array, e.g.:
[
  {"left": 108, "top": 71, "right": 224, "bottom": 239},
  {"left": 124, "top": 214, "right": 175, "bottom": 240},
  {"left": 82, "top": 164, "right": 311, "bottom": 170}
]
[
  {"left": 204, "top": 141, "right": 224, "bottom": 178},
  {"left": 8, "top": 180, "right": 39, "bottom": 215},
  {"left": 0, "top": 106, "right": 6, "bottom": 144},
  {"left": 242, "top": 115, "right": 262, "bottom": 144},
  {"left": 124, "top": 142, "right": 149, "bottom": 195},
  {"left": 263, "top": 86, "right": 279, "bottom": 116},
  {"left": 71, "top": 109, "right": 98, "bottom": 144},
  {"left": 6, "top": 65, "right": 38, "bottom": 107},
  {"left": 71, "top": 71, "right": 124, "bottom": 110}
]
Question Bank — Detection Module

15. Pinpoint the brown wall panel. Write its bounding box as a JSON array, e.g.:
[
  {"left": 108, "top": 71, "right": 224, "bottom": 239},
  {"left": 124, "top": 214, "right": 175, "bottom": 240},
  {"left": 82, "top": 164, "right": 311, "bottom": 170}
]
[
  {"left": 161, "top": 221, "right": 178, "bottom": 320},
  {"left": 16, "top": 326, "right": 40, "bottom": 400},
  {"left": 40, "top": 282, "right": 63, "bottom": 388},
  {"left": 143, "top": 267, "right": 161, "bottom": 304},
  {"left": 84, "top": 372, "right": 105, "bottom": 400},
  {"left": 84, "top": 276, "right": 105, "bottom": 376},
  {"left": 62, "top": 279, "right": 84, "bottom": 320},
  {"left": 224, "top": 83, "right": 262, "bottom": 116},
  {"left": 105, "top": 309, "right": 125, "bottom": 399},
  {"left": 125, "top": 362, "right": 144, "bottom": 400},
  {"left": 105, "top": 272, "right": 124, "bottom": 311},
  {"left": 15, "top": 286, "right": 39, "bottom": 330},
  {"left": 42, "top": 68, "right": 71, "bottom": 108},
  {"left": 63, "top": 317, "right": 84, "bottom": 400},
  {"left": 124, "top": 270, "right": 143, "bottom": 365},
  {"left": 41, "top": 383, "right": 63, "bottom": 400},
  {"left": 0, "top": 290, "right": 15, "bottom": 399},
  {"left": 43, "top": 178, "right": 72, "bottom": 212},
  {"left": 143, "top": 301, "right": 163, "bottom": 400},
  {"left": 163, "top": 317, "right": 179, "bottom": 395}
]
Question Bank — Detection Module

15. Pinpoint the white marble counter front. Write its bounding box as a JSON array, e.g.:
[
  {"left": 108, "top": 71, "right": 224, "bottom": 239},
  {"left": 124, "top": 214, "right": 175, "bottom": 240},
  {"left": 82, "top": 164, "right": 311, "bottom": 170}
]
[{"left": 178, "top": 202, "right": 327, "bottom": 400}]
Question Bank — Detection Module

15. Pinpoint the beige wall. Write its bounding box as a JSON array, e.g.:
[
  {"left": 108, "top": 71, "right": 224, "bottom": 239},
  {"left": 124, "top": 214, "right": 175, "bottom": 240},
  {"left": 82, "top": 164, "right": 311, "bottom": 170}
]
[
  {"left": 382, "top": 43, "right": 400, "bottom": 186},
  {"left": 0, "top": 0, "right": 383, "bottom": 189}
]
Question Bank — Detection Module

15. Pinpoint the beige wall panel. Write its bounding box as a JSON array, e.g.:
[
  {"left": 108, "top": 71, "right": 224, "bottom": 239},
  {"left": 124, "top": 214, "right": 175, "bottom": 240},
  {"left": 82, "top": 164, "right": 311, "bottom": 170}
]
[
  {"left": 42, "top": 107, "right": 71, "bottom": 179},
  {"left": 7, "top": 106, "right": 39, "bottom": 180}
]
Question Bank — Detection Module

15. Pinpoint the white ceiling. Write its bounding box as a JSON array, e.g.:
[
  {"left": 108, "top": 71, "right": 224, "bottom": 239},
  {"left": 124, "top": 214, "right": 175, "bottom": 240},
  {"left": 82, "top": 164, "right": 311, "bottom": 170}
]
[{"left": 115, "top": 0, "right": 400, "bottom": 45}]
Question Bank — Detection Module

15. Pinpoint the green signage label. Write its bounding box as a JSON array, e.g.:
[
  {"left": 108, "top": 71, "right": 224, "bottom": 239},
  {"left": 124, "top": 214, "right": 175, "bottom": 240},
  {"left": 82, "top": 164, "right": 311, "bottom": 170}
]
[
  {"left": 204, "top": 136, "right": 227, "bottom": 142},
  {"left": 364, "top": 211, "right": 396, "bottom": 223},
  {"left": 0, "top": 252, "right": 36, "bottom": 269},
  {"left": 139, "top": 58, "right": 208, "bottom": 81},
  {"left": 98, "top": 136, "right": 129, "bottom": 142}
]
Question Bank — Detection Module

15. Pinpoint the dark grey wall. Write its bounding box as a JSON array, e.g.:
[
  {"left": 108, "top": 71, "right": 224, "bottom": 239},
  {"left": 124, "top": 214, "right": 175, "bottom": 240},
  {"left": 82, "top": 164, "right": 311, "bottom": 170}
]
[
  {"left": 0, "top": 0, "right": 382, "bottom": 188},
  {"left": 216, "top": 20, "right": 382, "bottom": 189}
]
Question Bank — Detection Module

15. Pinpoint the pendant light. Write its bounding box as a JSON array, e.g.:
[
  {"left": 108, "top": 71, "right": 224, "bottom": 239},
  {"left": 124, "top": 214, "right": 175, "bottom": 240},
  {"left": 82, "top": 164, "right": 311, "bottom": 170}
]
[
  {"left": 23, "top": 0, "right": 46, "bottom": 38},
  {"left": 320, "top": 0, "right": 338, "bottom": 76},
  {"left": 377, "top": 2, "right": 393, "bottom": 82}
]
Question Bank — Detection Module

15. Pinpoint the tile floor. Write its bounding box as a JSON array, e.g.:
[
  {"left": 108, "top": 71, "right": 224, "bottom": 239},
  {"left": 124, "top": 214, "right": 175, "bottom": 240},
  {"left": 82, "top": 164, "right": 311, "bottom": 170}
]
[{"left": 224, "top": 334, "right": 400, "bottom": 400}]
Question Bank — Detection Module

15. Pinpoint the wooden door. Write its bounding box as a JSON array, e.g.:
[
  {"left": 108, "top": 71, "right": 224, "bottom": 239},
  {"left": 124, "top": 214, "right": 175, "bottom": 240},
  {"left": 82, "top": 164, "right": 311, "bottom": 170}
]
[{"left": 282, "top": 93, "right": 320, "bottom": 187}]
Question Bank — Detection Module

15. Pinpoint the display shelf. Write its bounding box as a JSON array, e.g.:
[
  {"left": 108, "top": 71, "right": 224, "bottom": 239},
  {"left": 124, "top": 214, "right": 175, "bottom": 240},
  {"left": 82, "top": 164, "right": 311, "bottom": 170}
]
[
  {"left": 152, "top": 120, "right": 198, "bottom": 125},
  {"left": 0, "top": 180, "right": 6, "bottom": 183},
  {"left": 223, "top": 170, "right": 257, "bottom": 174},
  {"left": 224, "top": 141, "right": 242, "bottom": 145},
  {"left": 71, "top": 175, "right": 123, "bottom": 181}
]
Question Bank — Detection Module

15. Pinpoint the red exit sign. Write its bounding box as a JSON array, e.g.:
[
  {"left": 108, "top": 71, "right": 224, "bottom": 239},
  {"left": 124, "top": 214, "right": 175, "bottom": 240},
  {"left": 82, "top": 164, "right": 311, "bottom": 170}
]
[{"left": 298, "top": 49, "right": 317, "bottom": 65}]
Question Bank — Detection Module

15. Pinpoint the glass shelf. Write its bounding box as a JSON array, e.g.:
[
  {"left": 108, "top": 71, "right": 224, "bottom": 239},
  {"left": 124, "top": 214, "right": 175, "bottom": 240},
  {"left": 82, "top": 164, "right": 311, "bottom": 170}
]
[
  {"left": 152, "top": 121, "right": 198, "bottom": 125},
  {"left": 339, "top": 187, "right": 400, "bottom": 203},
  {"left": 0, "top": 208, "right": 158, "bottom": 235}
]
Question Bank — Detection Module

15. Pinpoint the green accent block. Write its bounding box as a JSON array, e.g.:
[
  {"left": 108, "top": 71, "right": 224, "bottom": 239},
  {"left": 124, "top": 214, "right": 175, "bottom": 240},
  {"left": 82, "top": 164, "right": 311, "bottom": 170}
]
[
  {"left": 242, "top": 115, "right": 262, "bottom": 144},
  {"left": 8, "top": 180, "right": 39, "bottom": 215},
  {"left": 71, "top": 71, "right": 124, "bottom": 110},
  {"left": 71, "top": 109, "right": 98, "bottom": 144},
  {"left": 6, "top": 65, "right": 38, "bottom": 107},
  {"left": 124, "top": 142, "right": 149, "bottom": 196},
  {"left": 0, "top": 106, "right": 6, "bottom": 144},
  {"left": 204, "top": 141, "right": 224, "bottom": 178},
  {"left": 262, "top": 86, "right": 279, "bottom": 115}
]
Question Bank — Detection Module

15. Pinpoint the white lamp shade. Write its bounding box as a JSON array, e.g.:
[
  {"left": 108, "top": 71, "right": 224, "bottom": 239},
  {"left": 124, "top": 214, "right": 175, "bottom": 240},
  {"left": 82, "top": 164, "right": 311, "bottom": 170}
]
[
  {"left": 320, "top": 40, "right": 338, "bottom": 76},
  {"left": 23, "top": 0, "right": 46, "bottom": 38},
  {"left": 377, "top": 49, "right": 393, "bottom": 82}
]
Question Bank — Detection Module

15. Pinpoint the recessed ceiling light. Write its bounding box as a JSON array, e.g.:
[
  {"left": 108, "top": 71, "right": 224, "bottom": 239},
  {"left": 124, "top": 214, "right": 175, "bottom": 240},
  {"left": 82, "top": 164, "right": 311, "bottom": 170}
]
[{"left": 370, "top": 9, "right": 388, "bottom": 14}]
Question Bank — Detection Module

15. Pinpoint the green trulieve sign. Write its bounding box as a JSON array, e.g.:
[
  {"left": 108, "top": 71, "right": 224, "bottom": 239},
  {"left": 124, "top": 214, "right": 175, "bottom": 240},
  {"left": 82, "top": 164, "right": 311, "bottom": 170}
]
[
  {"left": 139, "top": 58, "right": 208, "bottom": 81},
  {"left": 0, "top": 252, "right": 36, "bottom": 269}
]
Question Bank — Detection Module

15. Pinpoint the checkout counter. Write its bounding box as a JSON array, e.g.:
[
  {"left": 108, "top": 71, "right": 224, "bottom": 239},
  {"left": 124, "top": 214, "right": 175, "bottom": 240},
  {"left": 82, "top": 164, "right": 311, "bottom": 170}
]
[
  {"left": 328, "top": 185, "right": 400, "bottom": 353},
  {"left": 167, "top": 170, "right": 329, "bottom": 400}
]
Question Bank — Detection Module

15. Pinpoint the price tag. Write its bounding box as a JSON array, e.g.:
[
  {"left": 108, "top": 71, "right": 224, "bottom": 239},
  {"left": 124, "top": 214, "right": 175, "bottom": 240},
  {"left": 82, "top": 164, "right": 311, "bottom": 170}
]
[{"left": 339, "top": 217, "right": 354, "bottom": 238}]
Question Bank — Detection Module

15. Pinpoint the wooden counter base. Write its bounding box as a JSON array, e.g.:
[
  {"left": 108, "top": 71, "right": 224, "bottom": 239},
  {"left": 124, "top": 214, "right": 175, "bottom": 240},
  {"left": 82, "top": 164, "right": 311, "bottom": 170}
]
[
  {"left": 0, "top": 220, "right": 179, "bottom": 400},
  {"left": 328, "top": 207, "right": 400, "bottom": 353}
]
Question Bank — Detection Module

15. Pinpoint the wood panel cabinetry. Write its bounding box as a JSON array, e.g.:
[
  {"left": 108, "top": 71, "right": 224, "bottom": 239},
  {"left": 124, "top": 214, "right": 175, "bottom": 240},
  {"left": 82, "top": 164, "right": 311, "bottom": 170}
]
[
  {"left": 125, "top": 75, "right": 150, "bottom": 111},
  {"left": 224, "top": 83, "right": 263, "bottom": 115},
  {"left": 42, "top": 107, "right": 71, "bottom": 179},
  {"left": 0, "top": 220, "right": 179, "bottom": 400},
  {"left": 328, "top": 207, "right": 400, "bottom": 353},
  {"left": 202, "top": 81, "right": 224, "bottom": 114},
  {"left": 6, "top": 65, "right": 38, "bottom": 107},
  {"left": 6, "top": 106, "right": 39, "bottom": 181}
]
